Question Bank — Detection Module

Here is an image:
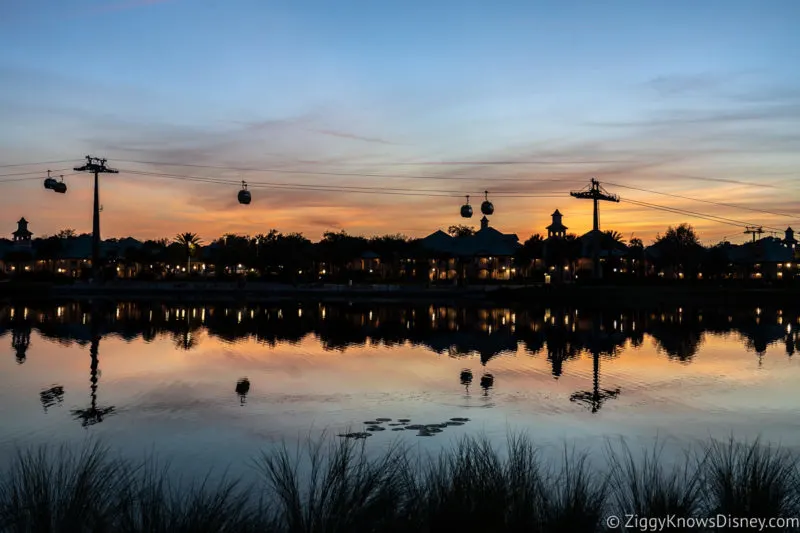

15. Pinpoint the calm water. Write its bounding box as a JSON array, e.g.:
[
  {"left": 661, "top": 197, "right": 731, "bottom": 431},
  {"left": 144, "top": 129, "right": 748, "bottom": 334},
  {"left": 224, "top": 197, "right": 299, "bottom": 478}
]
[{"left": 1, "top": 301, "right": 798, "bottom": 479}]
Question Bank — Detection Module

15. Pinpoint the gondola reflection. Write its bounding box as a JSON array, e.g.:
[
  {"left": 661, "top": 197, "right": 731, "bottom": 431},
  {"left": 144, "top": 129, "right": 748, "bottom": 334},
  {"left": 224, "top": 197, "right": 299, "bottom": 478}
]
[{"left": 1, "top": 302, "right": 797, "bottom": 418}]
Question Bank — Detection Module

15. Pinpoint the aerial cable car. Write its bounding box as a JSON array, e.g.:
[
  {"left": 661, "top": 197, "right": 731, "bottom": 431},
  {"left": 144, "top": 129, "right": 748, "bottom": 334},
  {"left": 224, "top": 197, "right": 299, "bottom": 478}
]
[
  {"left": 480, "top": 190, "right": 494, "bottom": 216},
  {"left": 43, "top": 170, "right": 67, "bottom": 194},
  {"left": 238, "top": 180, "right": 251, "bottom": 205},
  {"left": 460, "top": 194, "right": 473, "bottom": 218},
  {"left": 53, "top": 176, "right": 67, "bottom": 194},
  {"left": 43, "top": 170, "right": 57, "bottom": 190}
]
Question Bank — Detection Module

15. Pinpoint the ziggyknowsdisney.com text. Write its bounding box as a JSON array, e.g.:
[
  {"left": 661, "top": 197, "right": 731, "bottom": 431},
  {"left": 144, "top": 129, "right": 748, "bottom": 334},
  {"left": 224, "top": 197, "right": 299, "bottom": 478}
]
[{"left": 605, "top": 514, "right": 800, "bottom": 531}]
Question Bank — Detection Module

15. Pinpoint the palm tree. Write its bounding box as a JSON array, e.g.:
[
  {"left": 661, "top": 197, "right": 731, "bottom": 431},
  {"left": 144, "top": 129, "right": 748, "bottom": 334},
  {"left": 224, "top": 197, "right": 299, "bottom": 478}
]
[
  {"left": 604, "top": 230, "right": 626, "bottom": 245},
  {"left": 174, "top": 232, "right": 203, "bottom": 274}
]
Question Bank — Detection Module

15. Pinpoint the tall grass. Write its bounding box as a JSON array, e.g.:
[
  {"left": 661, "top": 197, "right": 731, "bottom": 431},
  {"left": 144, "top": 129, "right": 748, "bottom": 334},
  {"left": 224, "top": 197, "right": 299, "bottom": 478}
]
[{"left": 2, "top": 435, "right": 800, "bottom": 533}]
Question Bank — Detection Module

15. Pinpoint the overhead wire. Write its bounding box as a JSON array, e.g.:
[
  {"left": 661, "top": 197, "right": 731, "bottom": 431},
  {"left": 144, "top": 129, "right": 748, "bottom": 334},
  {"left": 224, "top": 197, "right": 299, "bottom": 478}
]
[
  {"left": 0, "top": 159, "right": 75, "bottom": 169},
  {"left": 0, "top": 158, "right": 792, "bottom": 234},
  {"left": 607, "top": 181, "right": 798, "bottom": 219},
  {"left": 620, "top": 197, "right": 783, "bottom": 231},
  {"left": 0, "top": 168, "right": 72, "bottom": 178},
  {"left": 106, "top": 158, "right": 800, "bottom": 191},
  {"left": 121, "top": 168, "right": 570, "bottom": 198},
  {"left": 0, "top": 172, "right": 79, "bottom": 184},
  {"left": 124, "top": 167, "right": 792, "bottom": 230},
  {"left": 115, "top": 159, "right": 589, "bottom": 183}
]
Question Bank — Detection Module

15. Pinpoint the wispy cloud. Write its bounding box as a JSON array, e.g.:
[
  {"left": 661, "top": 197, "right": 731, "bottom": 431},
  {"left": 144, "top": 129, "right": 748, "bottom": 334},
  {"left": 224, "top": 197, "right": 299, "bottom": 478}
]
[
  {"left": 307, "top": 128, "right": 403, "bottom": 146},
  {"left": 87, "top": 0, "right": 175, "bottom": 14}
]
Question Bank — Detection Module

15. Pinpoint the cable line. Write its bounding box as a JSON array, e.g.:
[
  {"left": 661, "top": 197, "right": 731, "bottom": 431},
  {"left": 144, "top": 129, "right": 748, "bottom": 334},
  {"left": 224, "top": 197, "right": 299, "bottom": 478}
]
[
  {"left": 621, "top": 197, "right": 783, "bottom": 231},
  {"left": 116, "top": 159, "right": 586, "bottom": 183},
  {"left": 0, "top": 159, "right": 75, "bottom": 169},
  {"left": 0, "top": 168, "right": 71, "bottom": 178},
  {"left": 608, "top": 181, "right": 798, "bottom": 219},
  {"left": 120, "top": 168, "right": 571, "bottom": 197}
]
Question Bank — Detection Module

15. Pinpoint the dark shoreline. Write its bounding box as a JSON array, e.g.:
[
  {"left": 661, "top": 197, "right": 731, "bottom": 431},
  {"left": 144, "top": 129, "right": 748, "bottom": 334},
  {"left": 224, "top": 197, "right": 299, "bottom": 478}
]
[{"left": 0, "top": 280, "right": 797, "bottom": 307}]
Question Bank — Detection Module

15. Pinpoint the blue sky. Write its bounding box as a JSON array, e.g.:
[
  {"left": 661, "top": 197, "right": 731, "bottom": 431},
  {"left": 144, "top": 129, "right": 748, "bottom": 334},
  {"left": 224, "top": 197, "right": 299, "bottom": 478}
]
[{"left": 0, "top": 0, "right": 798, "bottom": 241}]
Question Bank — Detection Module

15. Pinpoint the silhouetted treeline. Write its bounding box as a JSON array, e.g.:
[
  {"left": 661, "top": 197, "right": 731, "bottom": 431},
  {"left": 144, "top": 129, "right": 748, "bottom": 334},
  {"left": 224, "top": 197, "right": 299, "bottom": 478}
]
[
  {"left": 2, "top": 223, "right": 797, "bottom": 283},
  {"left": 2, "top": 302, "right": 796, "bottom": 370}
]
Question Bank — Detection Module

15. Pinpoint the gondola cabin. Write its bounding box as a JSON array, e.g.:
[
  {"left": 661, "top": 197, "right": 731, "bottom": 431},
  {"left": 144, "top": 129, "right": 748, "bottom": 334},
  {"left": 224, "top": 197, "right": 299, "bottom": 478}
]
[
  {"left": 480, "top": 191, "right": 494, "bottom": 215},
  {"left": 44, "top": 172, "right": 67, "bottom": 193},
  {"left": 238, "top": 181, "right": 251, "bottom": 205},
  {"left": 460, "top": 195, "right": 473, "bottom": 218}
]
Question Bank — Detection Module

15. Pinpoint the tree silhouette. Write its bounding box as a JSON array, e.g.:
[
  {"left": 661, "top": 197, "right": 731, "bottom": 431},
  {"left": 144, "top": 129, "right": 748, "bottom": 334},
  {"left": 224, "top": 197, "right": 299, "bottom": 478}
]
[
  {"left": 448, "top": 225, "right": 475, "bottom": 238},
  {"left": 56, "top": 228, "right": 77, "bottom": 239},
  {"left": 174, "top": 232, "right": 203, "bottom": 274},
  {"left": 628, "top": 237, "right": 645, "bottom": 277},
  {"left": 654, "top": 223, "right": 704, "bottom": 277},
  {"left": 515, "top": 234, "right": 545, "bottom": 277}
]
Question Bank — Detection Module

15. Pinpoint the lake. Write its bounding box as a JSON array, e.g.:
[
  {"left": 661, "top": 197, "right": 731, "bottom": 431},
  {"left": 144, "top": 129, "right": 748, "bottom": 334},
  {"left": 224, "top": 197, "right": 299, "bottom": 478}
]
[{"left": 1, "top": 300, "right": 798, "bottom": 481}]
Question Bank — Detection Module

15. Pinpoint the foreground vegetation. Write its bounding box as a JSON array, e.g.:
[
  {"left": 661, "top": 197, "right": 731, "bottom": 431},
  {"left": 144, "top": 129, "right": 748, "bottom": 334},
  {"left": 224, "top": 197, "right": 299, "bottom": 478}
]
[{"left": 2, "top": 436, "right": 800, "bottom": 532}]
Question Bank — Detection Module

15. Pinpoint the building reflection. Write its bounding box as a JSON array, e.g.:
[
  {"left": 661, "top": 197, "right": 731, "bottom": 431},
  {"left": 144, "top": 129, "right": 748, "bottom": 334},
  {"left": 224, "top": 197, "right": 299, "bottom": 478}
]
[{"left": 1, "top": 301, "right": 797, "bottom": 416}]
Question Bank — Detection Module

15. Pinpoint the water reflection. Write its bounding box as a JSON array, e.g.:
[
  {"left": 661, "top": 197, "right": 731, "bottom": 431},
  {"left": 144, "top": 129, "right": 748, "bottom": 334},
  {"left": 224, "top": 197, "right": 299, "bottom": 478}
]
[
  {"left": 68, "top": 305, "right": 116, "bottom": 427},
  {"left": 1, "top": 301, "right": 798, "bottom": 423},
  {"left": 235, "top": 378, "right": 250, "bottom": 405},
  {"left": 39, "top": 385, "right": 64, "bottom": 413}
]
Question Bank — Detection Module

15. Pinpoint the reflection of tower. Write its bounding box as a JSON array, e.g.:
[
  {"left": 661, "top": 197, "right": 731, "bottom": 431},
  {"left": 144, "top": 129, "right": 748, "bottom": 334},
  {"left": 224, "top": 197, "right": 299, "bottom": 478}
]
[
  {"left": 11, "top": 325, "right": 31, "bottom": 364},
  {"left": 460, "top": 369, "right": 473, "bottom": 395},
  {"left": 480, "top": 373, "right": 494, "bottom": 397},
  {"left": 236, "top": 378, "right": 250, "bottom": 405},
  {"left": 71, "top": 305, "right": 116, "bottom": 427},
  {"left": 569, "top": 321, "right": 620, "bottom": 414},
  {"left": 40, "top": 385, "right": 65, "bottom": 413}
]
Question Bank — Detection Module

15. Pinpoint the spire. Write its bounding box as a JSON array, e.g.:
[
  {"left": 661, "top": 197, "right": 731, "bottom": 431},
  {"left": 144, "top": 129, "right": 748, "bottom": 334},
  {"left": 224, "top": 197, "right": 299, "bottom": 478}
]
[
  {"left": 547, "top": 209, "right": 567, "bottom": 238},
  {"left": 480, "top": 216, "right": 489, "bottom": 230}
]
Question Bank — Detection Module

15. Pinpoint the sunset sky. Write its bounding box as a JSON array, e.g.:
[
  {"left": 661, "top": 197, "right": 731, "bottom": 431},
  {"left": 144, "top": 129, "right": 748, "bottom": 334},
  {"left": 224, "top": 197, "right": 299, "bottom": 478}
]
[{"left": 0, "top": 0, "right": 798, "bottom": 244}]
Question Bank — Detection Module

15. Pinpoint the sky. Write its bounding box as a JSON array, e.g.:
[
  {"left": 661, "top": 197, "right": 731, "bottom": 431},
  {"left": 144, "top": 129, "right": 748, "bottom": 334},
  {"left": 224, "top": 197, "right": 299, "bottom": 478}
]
[{"left": 0, "top": 0, "right": 798, "bottom": 244}]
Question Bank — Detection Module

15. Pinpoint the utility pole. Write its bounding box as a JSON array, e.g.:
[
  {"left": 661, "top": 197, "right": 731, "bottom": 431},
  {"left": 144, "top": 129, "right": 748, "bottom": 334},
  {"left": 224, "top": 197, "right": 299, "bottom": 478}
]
[
  {"left": 570, "top": 178, "right": 619, "bottom": 279},
  {"left": 73, "top": 156, "right": 118, "bottom": 282},
  {"left": 744, "top": 225, "right": 764, "bottom": 243}
]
